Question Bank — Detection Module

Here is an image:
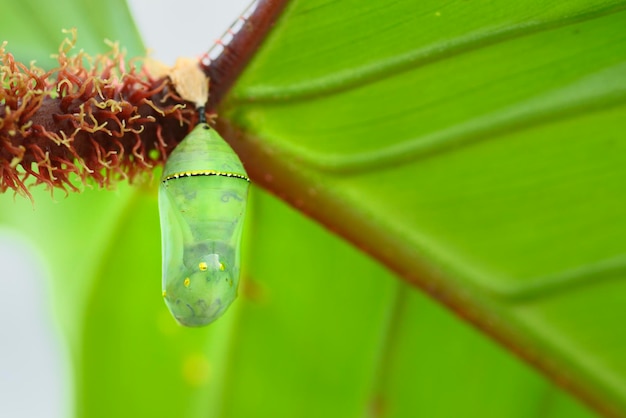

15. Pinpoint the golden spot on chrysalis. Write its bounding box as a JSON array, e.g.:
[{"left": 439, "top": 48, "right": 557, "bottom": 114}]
[
  {"left": 184, "top": 277, "right": 190, "bottom": 287},
  {"left": 219, "top": 262, "right": 225, "bottom": 271},
  {"left": 162, "top": 290, "right": 167, "bottom": 297},
  {"left": 199, "top": 262, "right": 208, "bottom": 271}
]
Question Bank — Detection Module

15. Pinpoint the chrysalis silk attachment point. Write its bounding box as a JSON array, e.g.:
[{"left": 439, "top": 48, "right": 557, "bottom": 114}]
[{"left": 159, "top": 123, "right": 249, "bottom": 327}]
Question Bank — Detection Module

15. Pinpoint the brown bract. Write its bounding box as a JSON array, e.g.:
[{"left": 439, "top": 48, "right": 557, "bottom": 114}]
[{"left": 0, "top": 29, "right": 203, "bottom": 199}]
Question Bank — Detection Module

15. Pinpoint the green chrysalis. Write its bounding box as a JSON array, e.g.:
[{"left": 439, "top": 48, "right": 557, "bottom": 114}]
[{"left": 159, "top": 123, "right": 249, "bottom": 327}]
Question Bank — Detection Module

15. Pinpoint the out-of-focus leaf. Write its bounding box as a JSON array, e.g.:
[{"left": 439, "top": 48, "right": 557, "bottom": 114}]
[
  {"left": 0, "top": 0, "right": 143, "bottom": 68},
  {"left": 0, "top": 0, "right": 144, "bottom": 343}
]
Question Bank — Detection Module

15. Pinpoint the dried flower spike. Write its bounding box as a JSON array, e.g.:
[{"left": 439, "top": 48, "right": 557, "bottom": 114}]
[{"left": 0, "top": 29, "right": 206, "bottom": 199}]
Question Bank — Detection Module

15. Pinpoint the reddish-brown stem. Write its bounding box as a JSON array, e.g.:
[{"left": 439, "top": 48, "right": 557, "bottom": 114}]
[{"left": 204, "top": 0, "right": 291, "bottom": 111}]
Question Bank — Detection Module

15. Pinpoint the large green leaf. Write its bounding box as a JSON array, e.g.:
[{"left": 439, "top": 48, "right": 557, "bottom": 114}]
[
  {"left": 0, "top": 0, "right": 622, "bottom": 417},
  {"left": 219, "top": 0, "right": 626, "bottom": 415}
]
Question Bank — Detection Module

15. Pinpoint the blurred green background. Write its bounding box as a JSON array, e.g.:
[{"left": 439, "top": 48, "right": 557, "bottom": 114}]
[{"left": 1, "top": 0, "right": 625, "bottom": 417}]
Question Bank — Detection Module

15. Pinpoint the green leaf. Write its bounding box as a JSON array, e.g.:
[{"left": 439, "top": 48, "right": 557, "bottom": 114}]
[
  {"left": 221, "top": 0, "right": 626, "bottom": 416},
  {"left": 0, "top": 0, "right": 143, "bottom": 68}
]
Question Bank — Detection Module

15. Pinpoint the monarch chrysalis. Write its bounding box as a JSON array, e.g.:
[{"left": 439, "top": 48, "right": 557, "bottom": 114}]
[{"left": 159, "top": 123, "right": 249, "bottom": 327}]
